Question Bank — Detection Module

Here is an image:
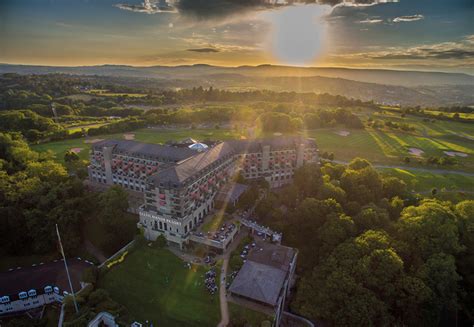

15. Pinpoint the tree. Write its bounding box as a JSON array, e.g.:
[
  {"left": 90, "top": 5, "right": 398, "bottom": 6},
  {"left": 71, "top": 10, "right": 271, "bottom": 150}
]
[
  {"left": 454, "top": 201, "right": 474, "bottom": 323},
  {"left": 64, "top": 150, "right": 80, "bottom": 163},
  {"left": 353, "top": 204, "right": 390, "bottom": 232},
  {"left": 293, "top": 163, "right": 323, "bottom": 198},
  {"left": 382, "top": 177, "right": 407, "bottom": 199},
  {"left": 318, "top": 182, "right": 346, "bottom": 205},
  {"left": 340, "top": 163, "right": 383, "bottom": 205},
  {"left": 237, "top": 185, "right": 259, "bottom": 209},
  {"left": 396, "top": 200, "right": 462, "bottom": 262},
  {"left": 348, "top": 158, "right": 371, "bottom": 170},
  {"left": 418, "top": 253, "right": 460, "bottom": 324},
  {"left": 293, "top": 230, "right": 428, "bottom": 326},
  {"left": 97, "top": 186, "right": 135, "bottom": 253},
  {"left": 98, "top": 186, "right": 129, "bottom": 227},
  {"left": 154, "top": 234, "right": 167, "bottom": 248}
]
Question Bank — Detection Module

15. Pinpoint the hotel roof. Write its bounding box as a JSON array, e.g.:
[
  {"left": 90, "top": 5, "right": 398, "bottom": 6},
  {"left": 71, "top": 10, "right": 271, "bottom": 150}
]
[
  {"left": 147, "top": 136, "right": 317, "bottom": 186},
  {"left": 149, "top": 142, "right": 235, "bottom": 186},
  {"left": 92, "top": 139, "right": 196, "bottom": 162}
]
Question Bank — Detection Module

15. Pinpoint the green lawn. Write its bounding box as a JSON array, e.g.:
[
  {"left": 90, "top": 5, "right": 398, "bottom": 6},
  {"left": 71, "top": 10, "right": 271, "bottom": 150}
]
[
  {"left": 380, "top": 168, "right": 474, "bottom": 193},
  {"left": 228, "top": 302, "right": 273, "bottom": 327},
  {"left": 307, "top": 123, "right": 474, "bottom": 170},
  {"left": 99, "top": 245, "right": 220, "bottom": 326},
  {"left": 86, "top": 89, "right": 148, "bottom": 98},
  {"left": 66, "top": 122, "right": 111, "bottom": 134}
]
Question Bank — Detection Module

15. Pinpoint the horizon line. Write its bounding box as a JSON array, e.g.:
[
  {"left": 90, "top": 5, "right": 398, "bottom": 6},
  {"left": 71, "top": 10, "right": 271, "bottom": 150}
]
[{"left": 0, "top": 62, "right": 472, "bottom": 76}]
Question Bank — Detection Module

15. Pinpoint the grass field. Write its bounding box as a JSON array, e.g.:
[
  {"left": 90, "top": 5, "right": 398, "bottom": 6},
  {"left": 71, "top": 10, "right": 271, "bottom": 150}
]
[
  {"left": 307, "top": 119, "right": 474, "bottom": 170},
  {"left": 380, "top": 168, "right": 474, "bottom": 192},
  {"left": 86, "top": 89, "right": 148, "bottom": 98},
  {"left": 65, "top": 122, "right": 111, "bottom": 134},
  {"left": 228, "top": 302, "right": 273, "bottom": 326},
  {"left": 99, "top": 245, "right": 220, "bottom": 326}
]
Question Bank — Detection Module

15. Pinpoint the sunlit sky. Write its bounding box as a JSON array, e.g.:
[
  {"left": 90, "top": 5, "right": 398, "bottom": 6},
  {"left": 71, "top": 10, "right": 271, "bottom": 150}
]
[{"left": 0, "top": 0, "right": 473, "bottom": 73}]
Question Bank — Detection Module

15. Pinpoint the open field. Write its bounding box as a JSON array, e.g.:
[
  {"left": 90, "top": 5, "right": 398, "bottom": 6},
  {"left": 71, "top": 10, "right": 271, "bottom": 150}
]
[
  {"left": 228, "top": 302, "right": 272, "bottom": 326},
  {"left": 86, "top": 89, "right": 148, "bottom": 98},
  {"left": 307, "top": 113, "right": 474, "bottom": 171},
  {"left": 65, "top": 122, "right": 111, "bottom": 134},
  {"left": 309, "top": 127, "right": 473, "bottom": 168},
  {"left": 380, "top": 168, "right": 474, "bottom": 193},
  {"left": 99, "top": 245, "right": 220, "bottom": 326}
]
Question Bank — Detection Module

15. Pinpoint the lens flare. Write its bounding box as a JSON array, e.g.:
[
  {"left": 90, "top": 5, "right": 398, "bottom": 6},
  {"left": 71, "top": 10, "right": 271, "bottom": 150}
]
[{"left": 261, "top": 4, "right": 331, "bottom": 66}]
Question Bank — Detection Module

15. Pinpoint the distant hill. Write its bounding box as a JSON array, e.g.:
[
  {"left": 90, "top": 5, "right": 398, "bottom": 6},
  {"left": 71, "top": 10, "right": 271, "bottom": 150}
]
[
  {"left": 1, "top": 63, "right": 473, "bottom": 106},
  {"left": 1, "top": 63, "right": 473, "bottom": 87}
]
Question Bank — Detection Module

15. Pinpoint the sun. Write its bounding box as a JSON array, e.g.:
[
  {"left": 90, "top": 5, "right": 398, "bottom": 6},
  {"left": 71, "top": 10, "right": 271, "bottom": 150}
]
[{"left": 261, "top": 3, "right": 331, "bottom": 66}]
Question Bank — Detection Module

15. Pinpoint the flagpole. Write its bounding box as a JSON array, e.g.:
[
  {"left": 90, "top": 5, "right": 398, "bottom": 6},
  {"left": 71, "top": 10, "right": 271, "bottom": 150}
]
[{"left": 56, "top": 224, "right": 79, "bottom": 314}]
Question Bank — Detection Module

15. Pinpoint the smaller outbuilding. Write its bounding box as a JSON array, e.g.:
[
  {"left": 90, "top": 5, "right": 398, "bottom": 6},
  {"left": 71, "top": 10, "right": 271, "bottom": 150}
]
[{"left": 229, "top": 242, "right": 297, "bottom": 327}]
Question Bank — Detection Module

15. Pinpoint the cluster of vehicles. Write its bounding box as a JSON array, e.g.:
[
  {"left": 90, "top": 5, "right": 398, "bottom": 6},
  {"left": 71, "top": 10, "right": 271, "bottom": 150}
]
[
  {"left": 194, "top": 222, "right": 237, "bottom": 243},
  {"left": 209, "top": 222, "right": 237, "bottom": 242},
  {"left": 240, "top": 242, "right": 257, "bottom": 259}
]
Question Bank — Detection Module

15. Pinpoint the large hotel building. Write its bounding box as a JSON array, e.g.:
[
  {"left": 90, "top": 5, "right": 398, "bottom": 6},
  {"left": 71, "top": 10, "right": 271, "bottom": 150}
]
[{"left": 88, "top": 137, "right": 318, "bottom": 248}]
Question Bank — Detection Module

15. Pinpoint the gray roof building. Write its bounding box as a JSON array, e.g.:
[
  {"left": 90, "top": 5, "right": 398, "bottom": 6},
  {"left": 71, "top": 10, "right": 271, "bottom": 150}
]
[
  {"left": 229, "top": 261, "right": 287, "bottom": 306},
  {"left": 146, "top": 136, "right": 317, "bottom": 187},
  {"left": 228, "top": 241, "right": 298, "bottom": 326},
  {"left": 149, "top": 142, "right": 236, "bottom": 186},
  {"left": 247, "top": 242, "right": 296, "bottom": 273}
]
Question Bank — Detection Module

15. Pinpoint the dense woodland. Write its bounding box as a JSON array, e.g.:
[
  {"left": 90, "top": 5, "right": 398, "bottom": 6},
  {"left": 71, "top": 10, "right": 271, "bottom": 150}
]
[
  {"left": 0, "top": 133, "right": 135, "bottom": 258},
  {"left": 240, "top": 160, "right": 474, "bottom": 326}
]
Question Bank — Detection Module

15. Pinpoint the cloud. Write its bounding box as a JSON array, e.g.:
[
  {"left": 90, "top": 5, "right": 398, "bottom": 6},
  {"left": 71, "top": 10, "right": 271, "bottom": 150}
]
[
  {"left": 176, "top": 0, "right": 280, "bottom": 18},
  {"left": 368, "top": 36, "right": 474, "bottom": 60},
  {"left": 393, "top": 14, "right": 424, "bottom": 23},
  {"left": 115, "top": 0, "right": 398, "bottom": 18},
  {"left": 187, "top": 47, "right": 221, "bottom": 53},
  {"left": 325, "top": 0, "right": 399, "bottom": 7},
  {"left": 372, "top": 50, "right": 474, "bottom": 60},
  {"left": 115, "top": 0, "right": 177, "bottom": 14},
  {"left": 358, "top": 18, "right": 383, "bottom": 24}
]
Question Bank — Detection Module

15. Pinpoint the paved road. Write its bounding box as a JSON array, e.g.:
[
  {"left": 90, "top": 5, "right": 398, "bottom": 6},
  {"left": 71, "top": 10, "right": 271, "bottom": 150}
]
[
  {"left": 217, "top": 256, "right": 230, "bottom": 327},
  {"left": 331, "top": 160, "right": 474, "bottom": 177},
  {"left": 216, "top": 230, "right": 251, "bottom": 327}
]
